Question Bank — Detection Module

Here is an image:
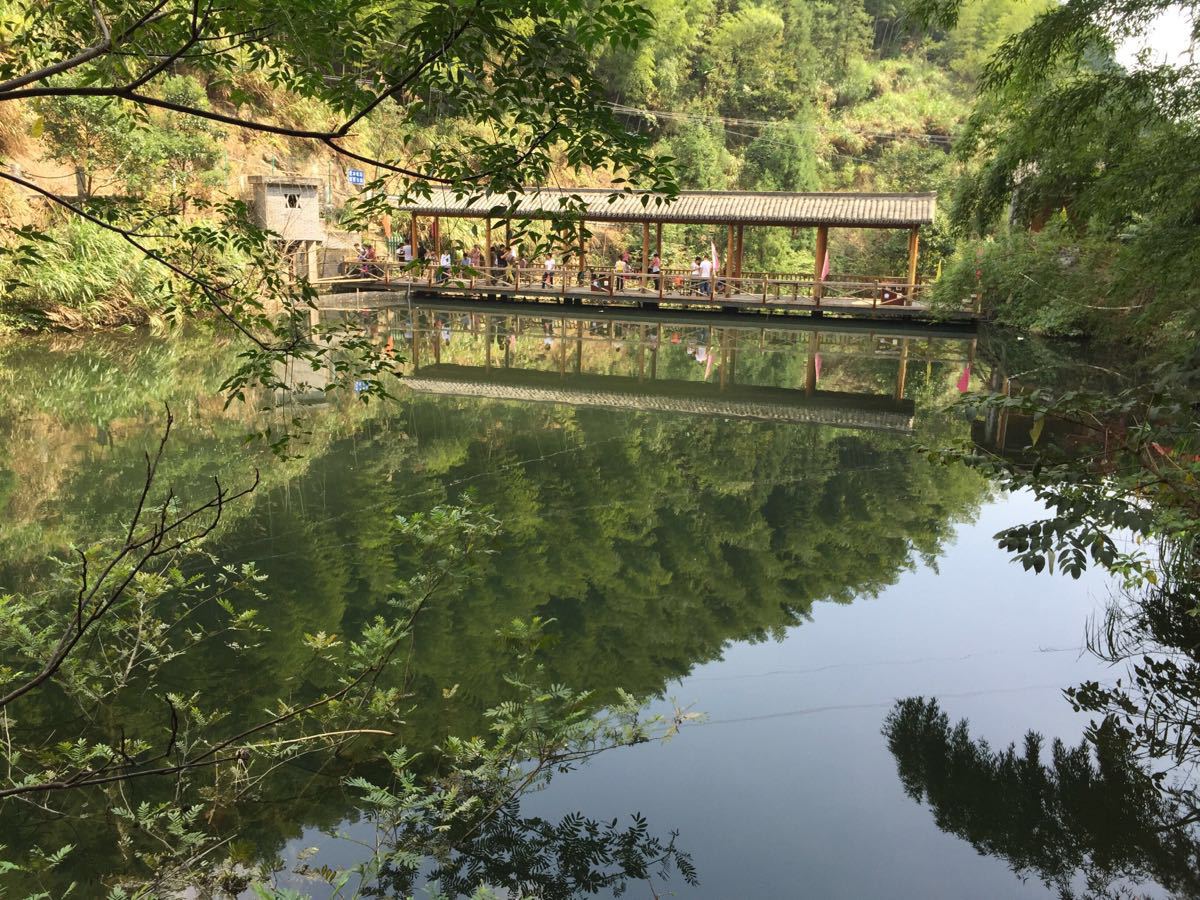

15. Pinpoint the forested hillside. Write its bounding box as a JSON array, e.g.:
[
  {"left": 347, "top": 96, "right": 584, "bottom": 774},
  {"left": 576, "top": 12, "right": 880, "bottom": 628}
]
[
  {"left": 0, "top": 0, "right": 1047, "bottom": 333},
  {"left": 5, "top": 0, "right": 1195, "bottom": 357}
]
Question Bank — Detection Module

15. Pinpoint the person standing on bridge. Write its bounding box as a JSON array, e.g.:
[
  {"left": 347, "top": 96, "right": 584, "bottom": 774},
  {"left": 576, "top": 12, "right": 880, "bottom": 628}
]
[
  {"left": 649, "top": 252, "right": 662, "bottom": 292},
  {"left": 698, "top": 253, "right": 713, "bottom": 295},
  {"left": 542, "top": 252, "right": 556, "bottom": 287},
  {"left": 438, "top": 249, "right": 451, "bottom": 283}
]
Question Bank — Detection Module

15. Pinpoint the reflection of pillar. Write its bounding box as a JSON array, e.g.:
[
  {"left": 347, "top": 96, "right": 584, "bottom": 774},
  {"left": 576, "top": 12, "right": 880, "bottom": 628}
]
[
  {"left": 729, "top": 329, "right": 738, "bottom": 385},
  {"left": 412, "top": 319, "right": 421, "bottom": 372},
  {"left": 559, "top": 320, "right": 567, "bottom": 375},
  {"left": 433, "top": 320, "right": 441, "bottom": 364},
  {"left": 719, "top": 329, "right": 728, "bottom": 389},
  {"left": 813, "top": 226, "right": 828, "bottom": 303},
  {"left": 895, "top": 337, "right": 910, "bottom": 401},
  {"left": 575, "top": 319, "right": 583, "bottom": 373},
  {"left": 651, "top": 324, "right": 659, "bottom": 379},
  {"left": 503, "top": 318, "right": 512, "bottom": 368},
  {"left": 805, "top": 332, "right": 820, "bottom": 396},
  {"left": 996, "top": 376, "right": 1011, "bottom": 448},
  {"left": 906, "top": 226, "right": 920, "bottom": 304},
  {"left": 485, "top": 317, "right": 492, "bottom": 370},
  {"left": 638, "top": 324, "right": 646, "bottom": 380}
]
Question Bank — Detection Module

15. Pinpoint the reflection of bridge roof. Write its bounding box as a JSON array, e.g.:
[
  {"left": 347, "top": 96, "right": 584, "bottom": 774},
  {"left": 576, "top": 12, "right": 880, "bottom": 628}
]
[
  {"left": 391, "top": 188, "right": 937, "bottom": 229},
  {"left": 405, "top": 365, "right": 916, "bottom": 433}
]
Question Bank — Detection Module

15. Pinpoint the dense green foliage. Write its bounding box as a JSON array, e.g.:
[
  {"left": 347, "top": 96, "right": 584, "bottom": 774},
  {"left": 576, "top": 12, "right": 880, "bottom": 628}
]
[{"left": 923, "top": 0, "right": 1200, "bottom": 354}]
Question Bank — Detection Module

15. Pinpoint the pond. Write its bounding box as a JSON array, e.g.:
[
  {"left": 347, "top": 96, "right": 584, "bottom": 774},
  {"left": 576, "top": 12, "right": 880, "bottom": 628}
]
[{"left": 0, "top": 308, "right": 1186, "bottom": 897}]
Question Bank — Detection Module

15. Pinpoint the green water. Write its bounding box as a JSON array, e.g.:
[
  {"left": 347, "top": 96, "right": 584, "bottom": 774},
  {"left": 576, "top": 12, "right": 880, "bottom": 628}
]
[{"left": 0, "top": 313, "right": 1185, "bottom": 897}]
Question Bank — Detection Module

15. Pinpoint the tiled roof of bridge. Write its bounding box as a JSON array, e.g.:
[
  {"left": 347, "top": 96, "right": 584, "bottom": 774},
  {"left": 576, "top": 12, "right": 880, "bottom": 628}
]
[{"left": 390, "top": 188, "right": 936, "bottom": 228}]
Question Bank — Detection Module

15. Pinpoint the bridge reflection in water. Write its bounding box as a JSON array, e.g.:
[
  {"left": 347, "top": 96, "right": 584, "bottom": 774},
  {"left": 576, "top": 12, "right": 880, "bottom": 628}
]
[{"left": 316, "top": 299, "right": 979, "bottom": 434}]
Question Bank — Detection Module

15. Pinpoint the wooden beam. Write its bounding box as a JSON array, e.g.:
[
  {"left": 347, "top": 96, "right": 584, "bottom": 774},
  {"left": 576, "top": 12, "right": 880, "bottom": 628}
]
[
  {"left": 813, "top": 225, "right": 828, "bottom": 303},
  {"left": 906, "top": 226, "right": 920, "bottom": 305}
]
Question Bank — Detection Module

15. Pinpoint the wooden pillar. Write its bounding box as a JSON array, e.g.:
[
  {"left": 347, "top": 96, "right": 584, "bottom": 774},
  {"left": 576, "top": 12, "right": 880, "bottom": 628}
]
[
  {"left": 813, "top": 225, "right": 828, "bottom": 303},
  {"left": 432, "top": 216, "right": 440, "bottom": 254},
  {"left": 579, "top": 219, "right": 587, "bottom": 284},
  {"left": 641, "top": 222, "right": 650, "bottom": 291},
  {"left": 906, "top": 226, "right": 920, "bottom": 305},
  {"left": 895, "top": 337, "right": 910, "bottom": 401},
  {"left": 725, "top": 224, "right": 735, "bottom": 297},
  {"left": 505, "top": 220, "right": 512, "bottom": 248},
  {"left": 734, "top": 225, "right": 744, "bottom": 279},
  {"left": 410, "top": 215, "right": 418, "bottom": 260},
  {"left": 484, "top": 218, "right": 493, "bottom": 272},
  {"left": 655, "top": 222, "right": 663, "bottom": 260}
]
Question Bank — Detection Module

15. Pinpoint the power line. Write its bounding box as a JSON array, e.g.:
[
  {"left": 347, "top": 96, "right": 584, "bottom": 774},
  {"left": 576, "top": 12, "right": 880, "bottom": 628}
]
[{"left": 603, "top": 101, "right": 957, "bottom": 146}]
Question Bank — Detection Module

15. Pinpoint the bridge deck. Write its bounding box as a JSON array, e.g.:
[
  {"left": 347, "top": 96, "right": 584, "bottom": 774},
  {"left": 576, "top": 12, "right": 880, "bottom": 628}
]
[{"left": 315, "top": 264, "right": 979, "bottom": 322}]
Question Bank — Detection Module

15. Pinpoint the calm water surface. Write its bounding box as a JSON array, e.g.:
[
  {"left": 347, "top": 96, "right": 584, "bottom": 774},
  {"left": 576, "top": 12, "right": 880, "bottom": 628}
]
[{"left": 0, "top": 312, "right": 1158, "bottom": 897}]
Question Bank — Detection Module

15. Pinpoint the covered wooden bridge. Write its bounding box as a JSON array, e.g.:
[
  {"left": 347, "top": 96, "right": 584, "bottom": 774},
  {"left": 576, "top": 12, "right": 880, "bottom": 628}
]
[{"left": 317, "top": 187, "right": 977, "bottom": 320}]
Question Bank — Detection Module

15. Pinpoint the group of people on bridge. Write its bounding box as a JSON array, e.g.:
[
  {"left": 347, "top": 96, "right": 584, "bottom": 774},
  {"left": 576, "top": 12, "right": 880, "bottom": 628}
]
[{"left": 353, "top": 240, "right": 726, "bottom": 295}]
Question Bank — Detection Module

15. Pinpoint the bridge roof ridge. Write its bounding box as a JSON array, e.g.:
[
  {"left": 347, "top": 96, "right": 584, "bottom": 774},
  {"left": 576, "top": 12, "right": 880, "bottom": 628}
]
[{"left": 389, "top": 187, "right": 936, "bottom": 228}]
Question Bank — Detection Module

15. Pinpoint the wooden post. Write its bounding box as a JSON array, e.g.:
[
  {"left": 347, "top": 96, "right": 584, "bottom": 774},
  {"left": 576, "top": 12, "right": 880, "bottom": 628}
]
[
  {"left": 432, "top": 216, "right": 440, "bottom": 254},
  {"left": 579, "top": 219, "right": 587, "bottom": 279},
  {"left": 640, "top": 222, "right": 651, "bottom": 292},
  {"left": 906, "top": 226, "right": 920, "bottom": 306},
  {"left": 410, "top": 215, "right": 418, "bottom": 269},
  {"left": 734, "top": 224, "right": 744, "bottom": 279},
  {"left": 895, "top": 337, "right": 910, "bottom": 401},
  {"left": 484, "top": 217, "right": 493, "bottom": 278},
  {"left": 813, "top": 225, "right": 828, "bottom": 304},
  {"left": 655, "top": 222, "right": 663, "bottom": 298},
  {"left": 725, "top": 224, "right": 735, "bottom": 297}
]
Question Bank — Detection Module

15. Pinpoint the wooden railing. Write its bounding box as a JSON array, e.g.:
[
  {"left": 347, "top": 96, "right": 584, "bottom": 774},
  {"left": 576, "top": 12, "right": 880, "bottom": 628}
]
[{"left": 318, "top": 259, "right": 951, "bottom": 310}]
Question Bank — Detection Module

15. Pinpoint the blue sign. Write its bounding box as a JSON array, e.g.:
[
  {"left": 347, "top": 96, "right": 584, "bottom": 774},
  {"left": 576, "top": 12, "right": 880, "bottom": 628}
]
[{"left": 347, "top": 168, "right": 365, "bottom": 186}]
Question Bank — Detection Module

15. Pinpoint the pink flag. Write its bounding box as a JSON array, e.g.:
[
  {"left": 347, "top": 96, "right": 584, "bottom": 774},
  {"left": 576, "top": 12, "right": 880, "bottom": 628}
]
[
  {"left": 814, "top": 353, "right": 822, "bottom": 383},
  {"left": 820, "top": 248, "right": 830, "bottom": 282},
  {"left": 711, "top": 241, "right": 719, "bottom": 273},
  {"left": 957, "top": 363, "right": 971, "bottom": 393}
]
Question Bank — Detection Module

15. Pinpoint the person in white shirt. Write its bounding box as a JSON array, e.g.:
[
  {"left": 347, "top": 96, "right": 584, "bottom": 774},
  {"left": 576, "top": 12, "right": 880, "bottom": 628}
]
[
  {"left": 698, "top": 256, "right": 713, "bottom": 295},
  {"left": 438, "top": 251, "right": 451, "bottom": 283},
  {"left": 400, "top": 242, "right": 413, "bottom": 263},
  {"left": 542, "top": 254, "right": 556, "bottom": 287}
]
